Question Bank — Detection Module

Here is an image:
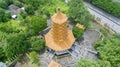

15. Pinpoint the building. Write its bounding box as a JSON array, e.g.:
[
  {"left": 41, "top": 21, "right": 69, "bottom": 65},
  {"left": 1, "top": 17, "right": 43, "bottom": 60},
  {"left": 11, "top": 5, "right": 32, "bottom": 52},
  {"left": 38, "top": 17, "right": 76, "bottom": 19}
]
[
  {"left": 8, "top": 5, "right": 25, "bottom": 19},
  {"left": 45, "top": 7, "right": 75, "bottom": 51},
  {"left": 48, "top": 61, "right": 62, "bottom": 67}
]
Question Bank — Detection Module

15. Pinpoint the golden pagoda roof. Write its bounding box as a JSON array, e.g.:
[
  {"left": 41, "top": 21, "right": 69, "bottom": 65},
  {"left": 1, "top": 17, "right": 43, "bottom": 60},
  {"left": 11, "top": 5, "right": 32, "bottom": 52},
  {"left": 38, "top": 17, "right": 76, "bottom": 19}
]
[
  {"left": 45, "top": 30, "right": 75, "bottom": 51},
  {"left": 48, "top": 61, "right": 62, "bottom": 67},
  {"left": 52, "top": 7, "right": 68, "bottom": 24}
]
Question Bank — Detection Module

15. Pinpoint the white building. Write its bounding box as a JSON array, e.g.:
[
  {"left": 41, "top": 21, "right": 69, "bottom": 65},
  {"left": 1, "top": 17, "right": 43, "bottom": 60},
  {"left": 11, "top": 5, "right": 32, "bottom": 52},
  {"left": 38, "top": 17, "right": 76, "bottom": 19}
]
[{"left": 0, "top": 62, "right": 6, "bottom": 67}]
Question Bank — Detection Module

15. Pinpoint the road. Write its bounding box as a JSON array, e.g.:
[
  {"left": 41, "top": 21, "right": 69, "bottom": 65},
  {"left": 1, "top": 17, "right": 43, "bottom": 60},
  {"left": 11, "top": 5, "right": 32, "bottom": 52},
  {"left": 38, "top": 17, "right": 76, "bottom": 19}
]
[{"left": 84, "top": 2, "right": 120, "bottom": 33}]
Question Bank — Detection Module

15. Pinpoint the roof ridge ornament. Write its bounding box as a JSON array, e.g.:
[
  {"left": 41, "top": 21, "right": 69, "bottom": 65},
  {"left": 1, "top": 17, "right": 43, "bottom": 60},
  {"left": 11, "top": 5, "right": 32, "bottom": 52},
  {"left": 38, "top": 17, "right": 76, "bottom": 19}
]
[{"left": 58, "top": 7, "right": 61, "bottom": 13}]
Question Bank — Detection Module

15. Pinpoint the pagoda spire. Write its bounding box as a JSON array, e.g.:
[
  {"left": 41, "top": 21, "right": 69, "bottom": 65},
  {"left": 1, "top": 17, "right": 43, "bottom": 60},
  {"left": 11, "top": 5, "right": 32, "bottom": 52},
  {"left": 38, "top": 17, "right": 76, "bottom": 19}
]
[{"left": 58, "top": 7, "right": 61, "bottom": 13}]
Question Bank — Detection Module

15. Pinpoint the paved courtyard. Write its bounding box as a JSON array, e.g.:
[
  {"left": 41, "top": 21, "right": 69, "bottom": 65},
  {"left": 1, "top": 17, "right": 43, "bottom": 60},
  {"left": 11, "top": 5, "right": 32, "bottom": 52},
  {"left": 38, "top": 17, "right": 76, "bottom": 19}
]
[{"left": 39, "top": 29, "right": 100, "bottom": 67}]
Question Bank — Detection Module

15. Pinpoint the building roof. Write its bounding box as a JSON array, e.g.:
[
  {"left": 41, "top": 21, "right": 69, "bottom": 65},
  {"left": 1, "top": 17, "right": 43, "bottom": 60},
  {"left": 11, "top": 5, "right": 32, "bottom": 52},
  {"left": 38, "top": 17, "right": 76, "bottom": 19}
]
[
  {"left": 45, "top": 30, "right": 75, "bottom": 51},
  {"left": 9, "top": 5, "right": 19, "bottom": 10},
  {"left": 8, "top": 5, "right": 24, "bottom": 17},
  {"left": 52, "top": 7, "right": 68, "bottom": 24},
  {"left": 48, "top": 61, "right": 62, "bottom": 67}
]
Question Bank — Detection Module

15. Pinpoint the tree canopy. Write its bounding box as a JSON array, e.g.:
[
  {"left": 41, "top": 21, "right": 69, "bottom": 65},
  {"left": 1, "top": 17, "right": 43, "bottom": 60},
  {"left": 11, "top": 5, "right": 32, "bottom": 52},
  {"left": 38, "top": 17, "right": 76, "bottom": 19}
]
[
  {"left": 38, "top": 0, "right": 69, "bottom": 18},
  {"left": 72, "top": 26, "right": 84, "bottom": 39},
  {"left": 25, "top": 16, "right": 47, "bottom": 35},
  {"left": 95, "top": 34, "right": 120, "bottom": 67},
  {"left": 4, "top": 32, "right": 30, "bottom": 58},
  {"left": 0, "top": 0, "right": 8, "bottom": 9},
  {"left": 69, "top": 0, "right": 91, "bottom": 28},
  {"left": 0, "top": 8, "right": 11, "bottom": 22},
  {"left": 91, "top": 0, "right": 120, "bottom": 18},
  {"left": 76, "top": 58, "right": 111, "bottom": 67},
  {"left": 30, "top": 36, "right": 45, "bottom": 51}
]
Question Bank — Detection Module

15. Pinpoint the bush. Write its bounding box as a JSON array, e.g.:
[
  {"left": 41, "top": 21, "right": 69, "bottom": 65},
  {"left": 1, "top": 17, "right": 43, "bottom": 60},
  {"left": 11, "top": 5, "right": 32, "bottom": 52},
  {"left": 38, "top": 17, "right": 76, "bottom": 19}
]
[
  {"left": 25, "top": 5, "right": 34, "bottom": 15},
  {"left": 0, "top": 8, "right": 11, "bottom": 22},
  {"left": 68, "top": 0, "right": 91, "bottom": 28},
  {"left": 0, "top": 46, "right": 6, "bottom": 62},
  {"left": 76, "top": 58, "right": 111, "bottom": 67},
  {"left": 30, "top": 36, "right": 45, "bottom": 51},
  {"left": 76, "top": 58, "right": 99, "bottom": 67},
  {"left": 19, "top": 11, "right": 27, "bottom": 19},
  {"left": 72, "top": 26, "right": 84, "bottom": 39},
  {"left": 0, "top": 23, "right": 13, "bottom": 33},
  {"left": 29, "top": 51, "right": 40, "bottom": 67},
  {"left": 0, "top": 8, "right": 4, "bottom": 22},
  {"left": 97, "top": 60, "right": 111, "bottom": 67},
  {"left": 95, "top": 34, "right": 120, "bottom": 67},
  {"left": 91, "top": 0, "right": 120, "bottom": 18}
]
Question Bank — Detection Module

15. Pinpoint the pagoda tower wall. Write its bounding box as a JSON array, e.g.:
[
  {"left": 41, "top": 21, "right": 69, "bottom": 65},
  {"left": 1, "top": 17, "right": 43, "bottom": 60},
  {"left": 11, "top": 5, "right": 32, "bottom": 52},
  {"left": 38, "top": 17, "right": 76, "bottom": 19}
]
[{"left": 52, "top": 21, "right": 68, "bottom": 45}]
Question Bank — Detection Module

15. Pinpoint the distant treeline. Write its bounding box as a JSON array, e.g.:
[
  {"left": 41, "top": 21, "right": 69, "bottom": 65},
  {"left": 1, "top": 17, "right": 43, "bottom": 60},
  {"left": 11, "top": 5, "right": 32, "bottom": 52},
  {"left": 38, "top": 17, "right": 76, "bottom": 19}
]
[{"left": 91, "top": 0, "right": 120, "bottom": 18}]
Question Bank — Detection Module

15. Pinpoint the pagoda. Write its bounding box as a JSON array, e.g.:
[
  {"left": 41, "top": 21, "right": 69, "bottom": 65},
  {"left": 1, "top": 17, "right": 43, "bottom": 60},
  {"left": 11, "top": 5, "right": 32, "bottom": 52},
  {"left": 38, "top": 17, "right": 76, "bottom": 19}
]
[{"left": 45, "top": 8, "right": 75, "bottom": 51}]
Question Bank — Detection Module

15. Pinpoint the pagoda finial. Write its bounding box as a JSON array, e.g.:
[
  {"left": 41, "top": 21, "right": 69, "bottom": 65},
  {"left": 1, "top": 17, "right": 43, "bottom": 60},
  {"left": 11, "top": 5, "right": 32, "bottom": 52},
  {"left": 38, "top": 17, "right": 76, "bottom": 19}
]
[{"left": 58, "top": 7, "right": 61, "bottom": 13}]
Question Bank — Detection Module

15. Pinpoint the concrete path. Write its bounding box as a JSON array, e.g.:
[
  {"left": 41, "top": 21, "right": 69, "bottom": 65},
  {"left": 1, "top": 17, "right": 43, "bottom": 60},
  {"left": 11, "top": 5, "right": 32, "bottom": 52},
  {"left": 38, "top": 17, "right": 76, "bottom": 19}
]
[{"left": 84, "top": 2, "right": 120, "bottom": 33}]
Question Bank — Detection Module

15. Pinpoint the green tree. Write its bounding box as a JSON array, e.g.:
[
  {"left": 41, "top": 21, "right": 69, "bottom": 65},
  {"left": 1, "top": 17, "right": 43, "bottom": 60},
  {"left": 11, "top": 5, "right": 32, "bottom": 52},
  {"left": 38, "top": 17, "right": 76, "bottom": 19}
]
[
  {"left": 91, "top": 0, "right": 120, "bottom": 18},
  {"left": 0, "top": 20, "right": 26, "bottom": 33},
  {"left": 19, "top": 11, "right": 27, "bottom": 19},
  {"left": 0, "top": 8, "right": 11, "bottom": 22},
  {"left": 0, "top": 31, "right": 8, "bottom": 42},
  {"left": 17, "top": 13, "right": 24, "bottom": 22},
  {"left": 25, "top": 5, "right": 34, "bottom": 15},
  {"left": 13, "top": 0, "right": 23, "bottom": 7},
  {"left": 95, "top": 34, "right": 120, "bottom": 67},
  {"left": 4, "top": 32, "right": 30, "bottom": 58},
  {"left": 0, "top": 22, "right": 13, "bottom": 33},
  {"left": 0, "top": 46, "right": 6, "bottom": 62},
  {"left": 2, "top": 11, "right": 11, "bottom": 22},
  {"left": 5, "top": 0, "right": 13, "bottom": 5},
  {"left": 23, "top": 0, "right": 47, "bottom": 10},
  {"left": 69, "top": 0, "right": 91, "bottom": 28},
  {"left": 0, "top": 8, "right": 4, "bottom": 22},
  {"left": 30, "top": 36, "right": 45, "bottom": 51},
  {"left": 37, "top": 0, "right": 69, "bottom": 18},
  {"left": 0, "top": 0, "right": 8, "bottom": 9},
  {"left": 25, "top": 16, "right": 47, "bottom": 35}
]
